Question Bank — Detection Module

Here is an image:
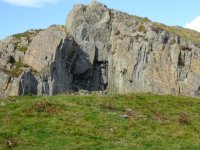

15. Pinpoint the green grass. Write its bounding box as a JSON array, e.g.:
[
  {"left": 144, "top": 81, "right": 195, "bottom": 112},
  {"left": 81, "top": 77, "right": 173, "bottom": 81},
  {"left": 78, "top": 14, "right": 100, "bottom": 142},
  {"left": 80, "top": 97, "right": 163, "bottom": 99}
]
[{"left": 0, "top": 93, "right": 200, "bottom": 150}]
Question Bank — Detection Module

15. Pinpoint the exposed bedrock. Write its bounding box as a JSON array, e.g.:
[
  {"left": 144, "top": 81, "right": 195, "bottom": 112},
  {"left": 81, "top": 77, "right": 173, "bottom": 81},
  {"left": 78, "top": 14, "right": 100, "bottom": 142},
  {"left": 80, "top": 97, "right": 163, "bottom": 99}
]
[
  {"left": 1, "top": 1, "right": 200, "bottom": 97},
  {"left": 66, "top": 1, "right": 200, "bottom": 97}
]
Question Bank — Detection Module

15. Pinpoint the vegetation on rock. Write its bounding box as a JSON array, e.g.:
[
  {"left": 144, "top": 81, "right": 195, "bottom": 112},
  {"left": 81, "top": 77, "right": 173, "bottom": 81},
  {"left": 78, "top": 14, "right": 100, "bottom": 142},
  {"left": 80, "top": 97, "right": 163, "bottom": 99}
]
[
  {"left": 9, "top": 60, "right": 29, "bottom": 77},
  {"left": 13, "top": 29, "right": 43, "bottom": 41},
  {"left": 12, "top": 29, "right": 43, "bottom": 53},
  {"left": 154, "top": 23, "right": 200, "bottom": 48},
  {"left": 18, "top": 45, "right": 28, "bottom": 53},
  {"left": 133, "top": 15, "right": 200, "bottom": 47}
]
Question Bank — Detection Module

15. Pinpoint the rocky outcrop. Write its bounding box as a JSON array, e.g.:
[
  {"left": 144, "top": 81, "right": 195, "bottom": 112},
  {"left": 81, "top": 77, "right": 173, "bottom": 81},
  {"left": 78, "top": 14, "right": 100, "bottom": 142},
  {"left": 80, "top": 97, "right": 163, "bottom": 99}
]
[
  {"left": 23, "top": 26, "right": 73, "bottom": 95},
  {"left": 66, "top": 1, "right": 200, "bottom": 97},
  {"left": 0, "top": 29, "right": 42, "bottom": 97},
  {"left": 1, "top": 1, "right": 200, "bottom": 97}
]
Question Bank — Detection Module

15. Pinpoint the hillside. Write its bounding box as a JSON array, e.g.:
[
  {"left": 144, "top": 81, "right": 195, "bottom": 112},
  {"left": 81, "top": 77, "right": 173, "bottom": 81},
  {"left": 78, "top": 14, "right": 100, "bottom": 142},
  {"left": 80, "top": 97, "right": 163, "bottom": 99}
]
[{"left": 0, "top": 94, "right": 200, "bottom": 149}]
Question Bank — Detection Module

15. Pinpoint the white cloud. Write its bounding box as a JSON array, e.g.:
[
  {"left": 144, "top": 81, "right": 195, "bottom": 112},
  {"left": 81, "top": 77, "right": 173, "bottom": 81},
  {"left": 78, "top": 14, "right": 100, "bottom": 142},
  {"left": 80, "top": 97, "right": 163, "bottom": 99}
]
[
  {"left": 185, "top": 16, "right": 200, "bottom": 32},
  {"left": 0, "top": 0, "right": 58, "bottom": 7}
]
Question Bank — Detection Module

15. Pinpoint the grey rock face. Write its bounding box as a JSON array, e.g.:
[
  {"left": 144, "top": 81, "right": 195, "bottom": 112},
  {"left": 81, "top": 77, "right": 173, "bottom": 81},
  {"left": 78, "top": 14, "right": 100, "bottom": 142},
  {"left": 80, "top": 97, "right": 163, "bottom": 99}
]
[
  {"left": 66, "top": 1, "right": 200, "bottom": 97},
  {"left": 66, "top": 1, "right": 111, "bottom": 91},
  {"left": 23, "top": 26, "right": 67, "bottom": 72},
  {"left": 7, "top": 44, "right": 15, "bottom": 53},
  {"left": 0, "top": 71, "right": 11, "bottom": 97},
  {"left": 0, "top": 29, "right": 42, "bottom": 97},
  {"left": 1, "top": 1, "right": 200, "bottom": 98},
  {"left": 23, "top": 26, "right": 75, "bottom": 95}
]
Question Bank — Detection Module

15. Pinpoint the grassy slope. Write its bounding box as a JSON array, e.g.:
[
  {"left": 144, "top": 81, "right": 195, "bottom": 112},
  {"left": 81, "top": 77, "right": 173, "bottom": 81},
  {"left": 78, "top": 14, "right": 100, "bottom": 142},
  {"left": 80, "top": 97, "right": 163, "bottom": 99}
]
[{"left": 0, "top": 94, "right": 200, "bottom": 150}]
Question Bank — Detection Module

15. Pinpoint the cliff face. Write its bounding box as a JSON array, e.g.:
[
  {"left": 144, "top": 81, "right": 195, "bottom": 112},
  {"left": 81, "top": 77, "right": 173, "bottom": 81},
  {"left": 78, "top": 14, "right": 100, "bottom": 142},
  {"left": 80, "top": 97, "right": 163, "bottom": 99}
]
[
  {"left": 66, "top": 1, "right": 200, "bottom": 97},
  {"left": 1, "top": 1, "right": 200, "bottom": 97}
]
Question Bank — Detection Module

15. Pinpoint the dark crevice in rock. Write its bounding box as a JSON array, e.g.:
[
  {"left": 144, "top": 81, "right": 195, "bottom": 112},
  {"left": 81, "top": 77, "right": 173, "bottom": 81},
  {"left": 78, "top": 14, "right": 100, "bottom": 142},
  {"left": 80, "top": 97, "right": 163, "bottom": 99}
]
[
  {"left": 5, "top": 77, "right": 11, "bottom": 90},
  {"left": 178, "top": 52, "right": 185, "bottom": 67},
  {"left": 194, "top": 86, "right": 200, "bottom": 96},
  {"left": 18, "top": 71, "right": 38, "bottom": 95},
  {"left": 132, "top": 45, "right": 143, "bottom": 82}
]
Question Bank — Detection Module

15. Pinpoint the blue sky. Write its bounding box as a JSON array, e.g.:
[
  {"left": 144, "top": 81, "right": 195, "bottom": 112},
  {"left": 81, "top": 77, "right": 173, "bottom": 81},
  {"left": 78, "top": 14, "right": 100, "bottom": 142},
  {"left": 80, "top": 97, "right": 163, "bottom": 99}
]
[{"left": 0, "top": 0, "right": 200, "bottom": 39}]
